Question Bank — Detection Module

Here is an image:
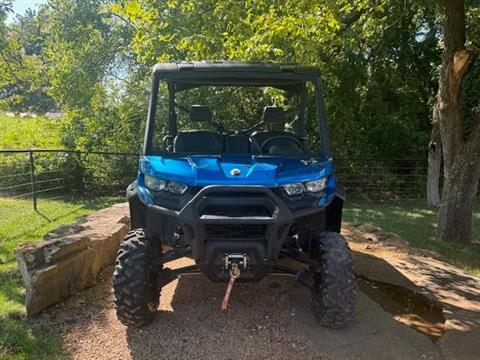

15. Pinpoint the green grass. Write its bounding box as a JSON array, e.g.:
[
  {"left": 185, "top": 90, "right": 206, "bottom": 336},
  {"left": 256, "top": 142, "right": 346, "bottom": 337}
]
[
  {"left": 0, "top": 196, "right": 121, "bottom": 360},
  {"left": 343, "top": 199, "right": 480, "bottom": 277},
  {"left": 0, "top": 115, "right": 64, "bottom": 150}
]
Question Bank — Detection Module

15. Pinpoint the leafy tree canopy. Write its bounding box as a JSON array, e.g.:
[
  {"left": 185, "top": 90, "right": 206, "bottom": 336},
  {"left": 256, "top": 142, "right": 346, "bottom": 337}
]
[
  {"left": 1, "top": 0, "right": 478, "bottom": 160},
  {"left": 0, "top": 6, "right": 55, "bottom": 112},
  {"left": 106, "top": 0, "right": 441, "bottom": 157}
]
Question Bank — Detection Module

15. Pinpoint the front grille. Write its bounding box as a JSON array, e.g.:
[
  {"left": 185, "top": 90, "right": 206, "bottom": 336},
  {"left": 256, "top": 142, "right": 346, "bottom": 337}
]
[
  {"left": 202, "top": 204, "right": 271, "bottom": 217},
  {"left": 205, "top": 224, "right": 266, "bottom": 239}
]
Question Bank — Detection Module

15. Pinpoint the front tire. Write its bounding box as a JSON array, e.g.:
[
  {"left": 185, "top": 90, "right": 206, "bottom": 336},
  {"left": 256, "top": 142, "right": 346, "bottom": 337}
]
[
  {"left": 311, "top": 232, "right": 356, "bottom": 328},
  {"left": 113, "top": 229, "right": 161, "bottom": 327}
]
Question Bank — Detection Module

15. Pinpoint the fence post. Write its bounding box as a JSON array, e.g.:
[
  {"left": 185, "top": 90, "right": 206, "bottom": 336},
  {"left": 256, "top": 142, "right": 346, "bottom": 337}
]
[
  {"left": 29, "top": 151, "right": 37, "bottom": 212},
  {"left": 366, "top": 160, "right": 372, "bottom": 199},
  {"left": 75, "top": 151, "right": 85, "bottom": 195}
]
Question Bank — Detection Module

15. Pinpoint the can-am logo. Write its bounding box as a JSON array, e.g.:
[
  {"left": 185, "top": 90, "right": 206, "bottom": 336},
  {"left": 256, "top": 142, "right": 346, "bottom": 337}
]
[{"left": 230, "top": 168, "right": 241, "bottom": 176}]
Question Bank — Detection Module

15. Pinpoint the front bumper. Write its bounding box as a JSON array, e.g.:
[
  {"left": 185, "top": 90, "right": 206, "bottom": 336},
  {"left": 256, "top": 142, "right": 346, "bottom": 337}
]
[{"left": 146, "top": 185, "right": 329, "bottom": 281}]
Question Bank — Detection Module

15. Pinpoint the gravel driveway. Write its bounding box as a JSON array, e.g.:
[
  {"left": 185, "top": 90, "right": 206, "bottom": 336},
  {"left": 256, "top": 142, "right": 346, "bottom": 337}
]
[{"left": 31, "top": 258, "right": 443, "bottom": 360}]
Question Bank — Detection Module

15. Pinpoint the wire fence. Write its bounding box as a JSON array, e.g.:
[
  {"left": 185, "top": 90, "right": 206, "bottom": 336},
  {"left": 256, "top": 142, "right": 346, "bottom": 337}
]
[
  {"left": 0, "top": 149, "right": 139, "bottom": 214},
  {"left": 335, "top": 158, "right": 427, "bottom": 199},
  {"left": 0, "top": 149, "right": 429, "bottom": 214}
]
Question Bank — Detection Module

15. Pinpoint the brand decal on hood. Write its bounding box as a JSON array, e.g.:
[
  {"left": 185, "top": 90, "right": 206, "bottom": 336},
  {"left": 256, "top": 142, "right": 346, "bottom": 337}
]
[{"left": 230, "top": 168, "right": 241, "bottom": 176}]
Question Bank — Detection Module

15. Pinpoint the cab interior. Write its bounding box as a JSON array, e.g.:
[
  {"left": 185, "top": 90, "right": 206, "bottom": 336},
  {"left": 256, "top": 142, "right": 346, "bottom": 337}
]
[{"left": 168, "top": 105, "right": 305, "bottom": 155}]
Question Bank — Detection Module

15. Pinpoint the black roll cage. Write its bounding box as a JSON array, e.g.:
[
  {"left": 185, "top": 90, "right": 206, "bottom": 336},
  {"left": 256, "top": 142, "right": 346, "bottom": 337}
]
[{"left": 143, "top": 63, "right": 331, "bottom": 157}]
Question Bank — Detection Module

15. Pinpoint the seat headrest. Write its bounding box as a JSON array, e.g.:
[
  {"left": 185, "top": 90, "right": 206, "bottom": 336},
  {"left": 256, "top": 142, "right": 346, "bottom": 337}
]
[
  {"left": 262, "top": 106, "right": 285, "bottom": 124},
  {"left": 190, "top": 105, "right": 212, "bottom": 122},
  {"left": 174, "top": 131, "right": 223, "bottom": 153}
]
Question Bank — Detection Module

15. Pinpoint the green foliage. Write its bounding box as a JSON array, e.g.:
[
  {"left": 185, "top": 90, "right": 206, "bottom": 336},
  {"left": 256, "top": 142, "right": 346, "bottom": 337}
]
[
  {"left": 106, "top": 0, "right": 442, "bottom": 158},
  {"left": 45, "top": 0, "right": 127, "bottom": 111},
  {"left": 0, "top": 114, "right": 138, "bottom": 198},
  {"left": 0, "top": 115, "right": 63, "bottom": 149},
  {"left": 467, "top": 1, "right": 480, "bottom": 52},
  {"left": 112, "top": 0, "right": 381, "bottom": 64},
  {"left": 60, "top": 78, "right": 149, "bottom": 152},
  {"left": 0, "top": 8, "right": 55, "bottom": 112},
  {"left": 0, "top": 1, "right": 11, "bottom": 27},
  {"left": 0, "top": 115, "right": 66, "bottom": 198},
  {"left": 0, "top": 0, "right": 12, "bottom": 37}
]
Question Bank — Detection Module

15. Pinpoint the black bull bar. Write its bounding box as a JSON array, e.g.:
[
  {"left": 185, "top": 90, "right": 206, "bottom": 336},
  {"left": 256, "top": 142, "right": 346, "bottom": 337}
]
[{"left": 146, "top": 185, "right": 323, "bottom": 281}]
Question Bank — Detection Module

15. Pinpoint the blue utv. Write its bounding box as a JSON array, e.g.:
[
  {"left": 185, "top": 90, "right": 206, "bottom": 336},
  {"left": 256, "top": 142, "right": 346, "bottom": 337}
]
[{"left": 114, "top": 61, "right": 356, "bottom": 329}]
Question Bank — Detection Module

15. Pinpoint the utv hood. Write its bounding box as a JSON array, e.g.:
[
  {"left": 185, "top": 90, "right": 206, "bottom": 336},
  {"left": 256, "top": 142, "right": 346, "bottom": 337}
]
[{"left": 139, "top": 155, "right": 334, "bottom": 187}]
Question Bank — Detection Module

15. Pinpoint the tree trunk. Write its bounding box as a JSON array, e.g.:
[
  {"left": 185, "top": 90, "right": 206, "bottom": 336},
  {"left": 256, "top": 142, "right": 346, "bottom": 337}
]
[
  {"left": 427, "top": 117, "right": 442, "bottom": 207},
  {"left": 435, "top": 0, "right": 480, "bottom": 244},
  {"left": 437, "top": 157, "right": 480, "bottom": 244}
]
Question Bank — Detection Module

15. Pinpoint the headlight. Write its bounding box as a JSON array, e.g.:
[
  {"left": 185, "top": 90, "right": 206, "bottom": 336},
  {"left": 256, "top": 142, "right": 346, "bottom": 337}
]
[
  {"left": 144, "top": 175, "right": 189, "bottom": 195},
  {"left": 305, "top": 177, "right": 327, "bottom": 193},
  {"left": 144, "top": 175, "right": 166, "bottom": 191},
  {"left": 282, "top": 177, "right": 327, "bottom": 196},
  {"left": 282, "top": 183, "right": 305, "bottom": 196},
  {"left": 166, "top": 181, "right": 189, "bottom": 195}
]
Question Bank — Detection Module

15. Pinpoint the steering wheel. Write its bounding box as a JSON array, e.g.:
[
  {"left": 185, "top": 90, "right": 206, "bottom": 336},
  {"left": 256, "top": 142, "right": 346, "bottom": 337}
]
[{"left": 260, "top": 136, "right": 303, "bottom": 153}]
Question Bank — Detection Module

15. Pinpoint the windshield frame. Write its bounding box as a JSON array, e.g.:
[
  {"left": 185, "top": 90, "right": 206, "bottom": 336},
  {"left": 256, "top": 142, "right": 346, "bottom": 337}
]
[{"left": 143, "top": 70, "right": 330, "bottom": 157}]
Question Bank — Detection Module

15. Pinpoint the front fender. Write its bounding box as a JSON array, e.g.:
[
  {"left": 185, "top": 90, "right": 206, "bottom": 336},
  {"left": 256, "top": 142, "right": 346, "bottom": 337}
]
[
  {"left": 126, "top": 181, "right": 147, "bottom": 229},
  {"left": 325, "top": 184, "right": 345, "bottom": 233}
]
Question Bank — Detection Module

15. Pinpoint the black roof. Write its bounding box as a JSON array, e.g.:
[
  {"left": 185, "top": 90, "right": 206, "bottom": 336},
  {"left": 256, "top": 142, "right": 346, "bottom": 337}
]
[
  {"left": 152, "top": 61, "right": 320, "bottom": 90},
  {"left": 153, "top": 61, "right": 320, "bottom": 75}
]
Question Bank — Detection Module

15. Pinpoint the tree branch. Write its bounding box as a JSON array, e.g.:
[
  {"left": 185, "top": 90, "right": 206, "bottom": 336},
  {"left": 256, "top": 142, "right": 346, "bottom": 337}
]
[
  {"left": 107, "top": 71, "right": 128, "bottom": 82},
  {"left": 110, "top": 12, "right": 137, "bottom": 31},
  {"left": 0, "top": 50, "right": 22, "bottom": 84},
  {"left": 318, "top": 7, "right": 373, "bottom": 63},
  {"left": 449, "top": 48, "right": 474, "bottom": 105},
  {"left": 340, "top": 9, "right": 367, "bottom": 27},
  {"left": 0, "top": 1, "right": 13, "bottom": 15}
]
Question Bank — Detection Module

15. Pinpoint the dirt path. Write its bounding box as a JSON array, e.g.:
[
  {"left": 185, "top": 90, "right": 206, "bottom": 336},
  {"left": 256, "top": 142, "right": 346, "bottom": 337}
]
[{"left": 31, "top": 257, "right": 445, "bottom": 360}]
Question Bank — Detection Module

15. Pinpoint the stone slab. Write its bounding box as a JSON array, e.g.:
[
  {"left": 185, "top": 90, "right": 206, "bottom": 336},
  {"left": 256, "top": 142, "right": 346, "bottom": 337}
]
[{"left": 16, "top": 203, "right": 130, "bottom": 315}]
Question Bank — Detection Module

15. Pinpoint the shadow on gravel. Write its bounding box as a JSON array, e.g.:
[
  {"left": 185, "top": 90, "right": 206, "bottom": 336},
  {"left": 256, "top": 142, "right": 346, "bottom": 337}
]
[
  {"left": 357, "top": 276, "right": 445, "bottom": 340},
  {"left": 24, "top": 255, "right": 455, "bottom": 360},
  {"left": 352, "top": 251, "right": 447, "bottom": 340},
  {"left": 125, "top": 273, "right": 318, "bottom": 360},
  {"left": 400, "top": 256, "right": 480, "bottom": 307},
  {"left": 124, "top": 257, "right": 446, "bottom": 360},
  {"left": 355, "top": 249, "right": 480, "bottom": 333}
]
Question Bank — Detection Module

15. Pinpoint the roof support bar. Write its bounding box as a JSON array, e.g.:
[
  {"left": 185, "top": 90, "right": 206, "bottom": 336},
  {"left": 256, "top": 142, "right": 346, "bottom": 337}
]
[
  {"left": 314, "top": 78, "right": 331, "bottom": 157},
  {"left": 168, "top": 82, "right": 177, "bottom": 137},
  {"left": 144, "top": 75, "right": 160, "bottom": 154}
]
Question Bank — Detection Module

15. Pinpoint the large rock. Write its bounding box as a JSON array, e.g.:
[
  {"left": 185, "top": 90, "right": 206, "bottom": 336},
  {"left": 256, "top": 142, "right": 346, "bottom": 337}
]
[{"left": 16, "top": 203, "right": 130, "bottom": 315}]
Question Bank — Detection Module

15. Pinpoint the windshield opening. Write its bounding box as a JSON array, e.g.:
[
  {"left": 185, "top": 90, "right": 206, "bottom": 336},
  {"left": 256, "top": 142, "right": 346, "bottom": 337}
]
[{"left": 149, "top": 80, "right": 324, "bottom": 157}]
